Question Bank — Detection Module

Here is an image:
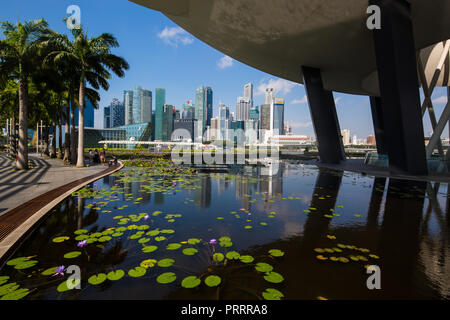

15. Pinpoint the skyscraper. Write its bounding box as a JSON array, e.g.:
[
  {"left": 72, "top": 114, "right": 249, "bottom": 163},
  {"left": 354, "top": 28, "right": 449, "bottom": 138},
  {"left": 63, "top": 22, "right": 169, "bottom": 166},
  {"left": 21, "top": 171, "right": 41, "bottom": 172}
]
[
  {"left": 74, "top": 99, "right": 95, "bottom": 128},
  {"left": 205, "top": 87, "right": 213, "bottom": 127},
  {"left": 162, "top": 104, "right": 175, "bottom": 141},
  {"left": 341, "top": 129, "right": 351, "bottom": 145},
  {"left": 218, "top": 102, "right": 230, "bottom": 141},
  {"left": 265, "top": 88, "right": 274, "bottom": 105},
  {"left": 182, "top": 101, "right": 195, "bottom": 120},
  {"left": 244, "top": 82, "right": 253, "bottom": 108},
  {"left": 124, "top": 90, "right": 134, "bottom": 125},
  {"left": 273, "top": 98, "right": 285, "bottom": 135},
  {"left": 236, "top": 97, "right": 251, "bottom": 121},
  {"left": 132, "top": 86, "right": 152, "bottom": 124},
  {"left": 195, "top": 85, "right": 206, "bottom": 141},
  {"left": 104, "top": 106, "right": 111, "bottom": 129},
  {"left": 111, "top": 98, "right": 125, "bottom": 127},
  {"left": 155, "top": 88, "right": 166, "bottom": 141}
]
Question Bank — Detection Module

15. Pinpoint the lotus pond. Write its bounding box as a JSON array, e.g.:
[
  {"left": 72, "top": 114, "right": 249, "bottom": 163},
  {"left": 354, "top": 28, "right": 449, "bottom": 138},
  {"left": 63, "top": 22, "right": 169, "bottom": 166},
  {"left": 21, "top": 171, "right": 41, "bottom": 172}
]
[{"left": 0, "top": 157, "right": 449, "bottom": 300}]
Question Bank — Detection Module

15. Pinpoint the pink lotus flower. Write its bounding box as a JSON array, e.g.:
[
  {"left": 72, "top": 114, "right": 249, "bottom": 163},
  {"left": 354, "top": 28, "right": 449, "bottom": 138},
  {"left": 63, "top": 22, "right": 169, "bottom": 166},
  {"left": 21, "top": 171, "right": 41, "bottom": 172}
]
[{"left": 209, "top": 239, "right": 217, "bottom": 245}]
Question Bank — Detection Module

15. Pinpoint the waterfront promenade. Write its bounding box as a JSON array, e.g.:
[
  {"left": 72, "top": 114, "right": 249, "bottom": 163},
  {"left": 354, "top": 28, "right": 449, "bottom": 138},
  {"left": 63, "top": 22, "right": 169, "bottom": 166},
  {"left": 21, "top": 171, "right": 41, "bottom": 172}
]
[{"left": 0, "top": 153, "right": 106, "bottom": 217}]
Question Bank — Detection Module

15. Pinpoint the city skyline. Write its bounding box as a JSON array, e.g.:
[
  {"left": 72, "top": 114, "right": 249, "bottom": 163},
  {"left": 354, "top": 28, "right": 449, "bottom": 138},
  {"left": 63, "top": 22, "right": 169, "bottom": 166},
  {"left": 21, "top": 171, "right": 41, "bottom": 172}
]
[{"left": 2, "top": 0, "right": 447, "bottom": 139}]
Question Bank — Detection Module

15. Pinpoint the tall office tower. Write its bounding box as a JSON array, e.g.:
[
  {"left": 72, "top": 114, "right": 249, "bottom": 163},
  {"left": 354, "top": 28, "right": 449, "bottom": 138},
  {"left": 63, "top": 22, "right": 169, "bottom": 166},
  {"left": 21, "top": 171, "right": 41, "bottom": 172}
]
[
  {"left": 260, "top": 104, "right": 271, "bottom": 142},
  {"left": 218, "top": 102, "right": 230, "bottom": 141},
  {"left": 124, "top": 90, "right": 134, "bottom": 125},
  {"left": 132, "top": 86, "right": 152, "bottom": 123},
  {"left": 341, "top": 129, "right": 351, "bottom": 145},
  {"left": 205, "top": 87, "right": 213, "bottom": 127},
  {"left": 195, "top": 85, "right": 206, "bottom": 141},
  {"left": 273, "top": 98, "right": 285, "bottom": 135},
  {"left": 265, "top": 88, "right": 274, "bottom": 105},
  {"left": 244, "top": 82, "right": 253, "bottom": 108},
  {"left": 174, "top": 109, "right": 181, "bottom": 120},
  {"left": 284, "top": 123, "right": 292, "bottom": 135},
  {"left": 104, "top": 106, "right": 111, "bottom": 128},
  {"left": 162, "top": 104, "right": 175, "bottom": 141},
  {"left": 249, "top": 105, "right": 260, "bottom": 140},
  {"left": 155, "top": 88, "right": 166, "bottom": 140},
  {"left": 245, "top": 119, "right": 259, "bottom": 144},
  {"left": 352, "top": 135, "right": 358, "bottom": 145},
  {"left": 236, "top": 97, "right": 251, "bottom": 121},
  {"left": 111, "top": 99, "right": 125, "bottom": 127},
  {"left": 182, "top": 101, "right": 195, "bottom": 120},
  {"left": 249, "top": 105, "right": 259, "bottom": 120}
]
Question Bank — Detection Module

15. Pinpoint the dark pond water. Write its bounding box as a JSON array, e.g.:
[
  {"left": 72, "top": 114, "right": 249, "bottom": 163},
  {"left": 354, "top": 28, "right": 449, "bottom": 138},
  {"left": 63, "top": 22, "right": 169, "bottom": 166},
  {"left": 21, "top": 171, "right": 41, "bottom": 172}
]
[{"left": 0, "top": 161, "right": 449, "bottom": 300}]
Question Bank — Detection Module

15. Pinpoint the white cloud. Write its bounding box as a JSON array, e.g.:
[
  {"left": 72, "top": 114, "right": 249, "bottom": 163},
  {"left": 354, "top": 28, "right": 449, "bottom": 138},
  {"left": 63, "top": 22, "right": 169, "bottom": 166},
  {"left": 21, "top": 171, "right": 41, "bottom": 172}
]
[
  {"left": 335, "top": 97, "right": 342, "bottom": 105},
  {"left": 291, "top": 95, "right": 308, "bottom": 105},
  {"left": 217, "top": 55, "right": 234, "bottom": 69},
  {"left": 432, "top": 96, "right": 448, "bottom": 104},
  {"left": 255, "top": 78, "right": 298, "bottom": 96},
  {"left": 157, "top": 26, "right": 194, "bottom": 47}
]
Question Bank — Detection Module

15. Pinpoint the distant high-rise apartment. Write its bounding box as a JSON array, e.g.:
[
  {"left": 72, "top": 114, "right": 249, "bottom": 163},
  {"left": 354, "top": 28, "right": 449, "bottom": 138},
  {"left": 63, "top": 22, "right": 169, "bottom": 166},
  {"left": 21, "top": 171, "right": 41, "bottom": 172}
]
[
  {"left": 155, "top": 88, "right": 166, "bottom": 140},
  {"left": 124, "top": 90, "right": 134, "bottom": 125}
]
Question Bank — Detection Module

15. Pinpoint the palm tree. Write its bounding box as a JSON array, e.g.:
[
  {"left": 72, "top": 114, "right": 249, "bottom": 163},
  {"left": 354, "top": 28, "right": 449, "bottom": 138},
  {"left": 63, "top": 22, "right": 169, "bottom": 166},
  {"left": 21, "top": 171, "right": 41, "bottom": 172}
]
[
  {"left": 0, "top": 19, "right": 52, "bottom": 169},
  {"left": 46, "top": 28, "right": 129, "bottom": 167}
]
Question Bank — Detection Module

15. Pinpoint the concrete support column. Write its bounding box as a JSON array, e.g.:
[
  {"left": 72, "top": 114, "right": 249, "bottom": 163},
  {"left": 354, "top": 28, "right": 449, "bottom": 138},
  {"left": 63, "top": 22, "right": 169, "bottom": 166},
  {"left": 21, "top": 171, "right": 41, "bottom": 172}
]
[
  {"left": 302, "top": 66, "right": 345, "bottom": 164},
  {"left": 370, "top": 0, "right": 427, "bottom": 175},
  {"left": 369, "top": 96, "right": 388, "bottom": 155}
]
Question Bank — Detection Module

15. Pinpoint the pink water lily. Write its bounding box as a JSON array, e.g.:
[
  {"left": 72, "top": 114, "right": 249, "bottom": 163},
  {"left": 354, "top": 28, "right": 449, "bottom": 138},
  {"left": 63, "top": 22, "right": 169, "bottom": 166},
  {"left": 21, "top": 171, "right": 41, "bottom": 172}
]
[
  {"left": 209, "top": 239, "right": 217, "bottom": 245},
  {"left": 53, "top": 265, "right": 66, "bottom": 277},
  {"left": 77, "top": 240, "right": 87, "bottom": 248}
]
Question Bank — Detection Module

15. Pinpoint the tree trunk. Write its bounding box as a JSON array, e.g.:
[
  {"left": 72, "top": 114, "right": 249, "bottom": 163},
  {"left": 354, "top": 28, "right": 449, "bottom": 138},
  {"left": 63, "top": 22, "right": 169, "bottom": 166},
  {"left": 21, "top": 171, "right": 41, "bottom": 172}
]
[
  {"left": 76, "top": 81, "right": 85, "bottom": 167},
  {"left": 57, "top": 110, "right": 63, "bottom": 159},
  {"left": 63, "top": 98, "right": 70, "bottom": 163},
  {"left": 10, "top": 115, "right": 16, "bottom": 159},
  {"left": 16, "top": 79, "right": 28, "bottom": 170},
  {"left": 43, "top": 122, "right": 50, "bottom": 156},
  {"left": 70, "top": 94, "right": 77, "bottom": 164},
  {"left": 51, "top": 121, "right": 57, "bottom": 158}
]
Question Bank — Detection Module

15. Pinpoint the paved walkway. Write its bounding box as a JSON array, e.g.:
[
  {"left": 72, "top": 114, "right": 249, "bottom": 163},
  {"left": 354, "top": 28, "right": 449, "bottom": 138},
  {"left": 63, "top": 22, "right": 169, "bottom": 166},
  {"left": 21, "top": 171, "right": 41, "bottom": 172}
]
[{"left": 0, "top": 153, "right": 107, "bottom": 217}]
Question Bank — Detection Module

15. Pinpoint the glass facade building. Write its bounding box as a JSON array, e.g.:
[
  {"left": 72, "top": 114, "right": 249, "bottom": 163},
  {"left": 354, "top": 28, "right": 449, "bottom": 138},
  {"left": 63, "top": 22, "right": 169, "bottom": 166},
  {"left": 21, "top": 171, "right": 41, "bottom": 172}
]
[
  {"left": 124, "top": 90, "right": 134, "bottom": 125},
  {"left": 155, "top": 88, "right": 166, "bottom": 141},
  {"left": 74, "top": 99, "right": 95, "bottom": 128},
  {"left": 205, "top": 87, "right": 213, "bottom": 127},
  {"left": 111, "top": 98, "right": 125, "bottom": 128},
  {"left": 273, "top": 99, "right": 285, "bottom": 135},
  {"left": 132, "top": 86, "right": 152, "bottom": 124},
  {"left": 104, "top": 106, "right": 111, "bottom": 129},
  {"left": 195, "top": 85, "right": 206, "bottom": 141}
]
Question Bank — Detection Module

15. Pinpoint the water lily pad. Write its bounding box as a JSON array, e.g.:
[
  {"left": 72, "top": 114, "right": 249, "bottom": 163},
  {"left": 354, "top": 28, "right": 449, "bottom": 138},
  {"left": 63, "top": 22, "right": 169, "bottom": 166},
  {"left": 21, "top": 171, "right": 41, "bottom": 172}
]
[
  {"left": 14, "top": 260, "right": 38, "bottom": 270},
  {"left": 112, "top": 232, "right": 123, "bottom": 237},
  {"left": 219, "top": 236, "right": 231, "bottom": 242},
  {"left": 6, "top": 257, "right": 29, "bottom": 266},
  {"left": 262, "top": 288, "right": 284, "bottom": 300},
  {"left": 160, "top": 229, "right": 175, "bottom": 234},
  {"left": 264, "top": 271, "right": 284, "bottom": 283},
  {"left": 98, "top": 236, "right": 112, "bottom": 242},
  {"left": 268, "top": 249, "right": 284, "bottom": 257},
  {"left": 187, "top": 238, "right": 201, "bottom": 245},
  {"left": 212, "top": 253, "right": 224, "bottom": 262},
  {"left": 255, "top": 263, "right": 273, "bottom": 273},
  {"left": 0, "top": 288, "right": 30, "bottom": 300},
  {"left": 138, "top": 238, "right": 150, "bottom": 244},
  {"left": 64, "top": 251, "right": 81, "bottom": 259},
  {"left": 155, "top": 236, "right": 166, "bottom": 242},
  {"left": 181, "top": 276, "right": 201, "bottom": 288},
  {"left": 88, "top": 273, "right": 107, "bottom": 285},
  {"left": 147, "top": 230, "right": 160, "bottom": 237},
  {"left": 52, "top": 236, "right": 69, "bottom": 243},
  {"left": 182, "top": 248, "right": 198, "bottom": 256},
  {"left": 56, "top": 280, "right": 79, "bottom": 292},
  {"left": 204, "top": 275, "right": 221, "bottom": 287},
  {"left": 166, "top": 243, "right": 182, "bottom": 250},
  {"left": 128, "top": 267, "right": 147, "bottom": 278},
  {"left": 107, "top": 270, "right": 125, "bottom": 281},
  {"left": 226, "top": 251, "right": 240, "bottom": 260},
  {"left": 0, "top": 283, "right": 19, "bottom": 296},
  {"left": 157, "top": 258, "right": 175, "bottom": 267},
  {"left": 41, "top": 267, "right": 58, "bottom": 276},
  {"left": 142, "top": 245, "right": 158, "bottom": 253},
  {"left": 130, "top": 233, "right": 142, "bottom": 240},
  {"left": 239, "top": 255, "right": 254, "bottom": 263},
  {"left": 156, "top": 272, "right": 176, "bottom": 284},
  {"left": 75, "top": 235, "right": 89, "bottom": 241},
  {"left": 140, "top": 259, "right": 157, "bottom": 269}
]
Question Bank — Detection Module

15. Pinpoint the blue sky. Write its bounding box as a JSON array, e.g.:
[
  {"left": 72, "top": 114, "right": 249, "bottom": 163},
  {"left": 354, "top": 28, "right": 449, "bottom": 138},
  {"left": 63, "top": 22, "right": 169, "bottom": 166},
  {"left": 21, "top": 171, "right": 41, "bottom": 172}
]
[{"left": 1, "top": 0, "right": 448, "bottom": 138}]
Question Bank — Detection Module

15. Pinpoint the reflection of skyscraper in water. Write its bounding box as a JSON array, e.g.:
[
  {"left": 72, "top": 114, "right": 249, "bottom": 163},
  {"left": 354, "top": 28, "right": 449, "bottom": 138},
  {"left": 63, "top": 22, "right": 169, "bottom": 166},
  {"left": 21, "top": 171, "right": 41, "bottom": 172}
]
[
  {"left": 235, "top": 175, "right": 251, "bottom": 209},
  {"left": 259, "top": 163, "right": 284, "bottom": 198},
  {"left": 154, "top": 192, "right": 164, "bottom": 205},
  {"left": 194, "top": 175, "right": 211, "bottom": 208}
]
